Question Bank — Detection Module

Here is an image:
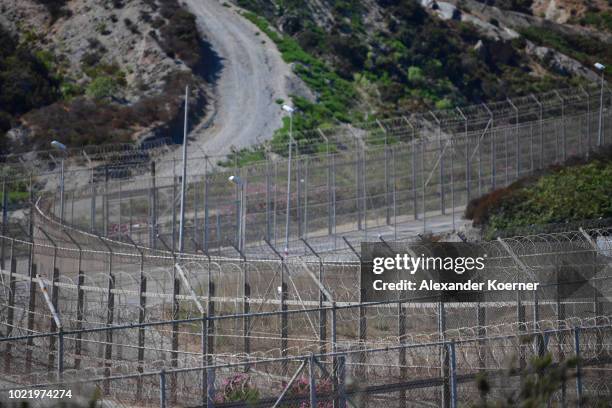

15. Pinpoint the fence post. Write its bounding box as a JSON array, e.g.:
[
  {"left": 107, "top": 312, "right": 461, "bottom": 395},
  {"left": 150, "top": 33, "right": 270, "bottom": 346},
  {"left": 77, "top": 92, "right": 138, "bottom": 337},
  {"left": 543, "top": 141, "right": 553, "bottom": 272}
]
[
  {"left": 412, "top": 140, "right": 418, "bottom": 220},
  {"left": 207, "top": 366, "right": 216, "bottom": 408},
  {"left": 104, "top": 165, "right": 109, "bottom": 236},
  {"left": 574, "top": 327, "right": 582, "bottom": 406},
  {"left": 482, "top": 103, "right": 495, "bottom": 190},
  {"left": 456, "top": 108, "right": 469, "bottom": 202},
  {"left": 1, "top": 177, "right": 7, "bottom": 268},
  {"left": 96, "top": 236, "right": 114, "bottom": 395},
  {"left": 207, "top": 289, "right": 215, "bottom": 360},
  {"left": 477, "top": 299, "right": 486, "bottom": 371},
  {"left": 25, "top": 263, "right": 37, "bottom": 374},
  {"left": 309, "top": 354, "right": 318, "bottom": 408},
  {"left": 204, "top": 171, "right": 210, "bottom": 251},
  {"left": 421, "top": 139, "right": 426, "bottom": 232},
  {"left": 90, "top": 168, "right": 96, "bottom": 233},
  {"left": 264, "top": 240, "right": 288, "bottom": 375},
  {"left": 448, "top": 341, "right": 457, "bottom": 408},
  {"left": 517, "top": 291, "right": 526, "bottom": 370},
  {"left": 201, "top": 314, "right": 207, "bottom": 406},
  {"left": 58, "top": 328, "right": 64, "bottom": 381},
  {"left": 440, "top": 301, "right": 450, "bottom": 408},
  {"left": 160, "top": 369, "right": 167, "bottom": 408},
  {"left": 355, "top": 139, "right": 362, "bottom": 231},
  {"left": 4, "top": 253, "right": 16, "bottom": 371},
  {"left": 343, "top": 237, "right": 366, "bottom": 380},
  {"left": 48, "top": 266, "right": 61, "bottom": 373},
  {"left": 385, "top": 145, "right": 391, "bottom": 225},
  {"left": 398, "top": 299, "right": 407, "bottom": 408},
  {"left": 337, "top": 355, "right": 346, "bottom": 408}
]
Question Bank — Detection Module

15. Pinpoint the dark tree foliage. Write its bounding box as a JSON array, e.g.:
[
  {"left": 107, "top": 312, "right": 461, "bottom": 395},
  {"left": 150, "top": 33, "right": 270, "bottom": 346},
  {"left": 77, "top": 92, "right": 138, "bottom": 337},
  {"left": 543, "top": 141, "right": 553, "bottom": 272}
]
[
  {"left": 34, "top": 0, "right": 70, "bottom": 19},
  {"left": 157, "top": 0, "right": 203, "bottom": 69},
  {"left": 0, "top": 25, "right": 60, "bottom": 152},
  {"left": 25, "top": 71, "right": 202, "bottom": 149}
]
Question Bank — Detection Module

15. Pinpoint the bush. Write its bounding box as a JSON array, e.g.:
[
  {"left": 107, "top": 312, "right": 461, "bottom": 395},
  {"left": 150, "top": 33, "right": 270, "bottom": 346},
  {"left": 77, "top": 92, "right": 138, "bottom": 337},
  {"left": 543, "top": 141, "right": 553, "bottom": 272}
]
[
  {"left": 85, "top": 76, "right": 119, "bottom": 99},
  {"left": 34, "top": 0, "right": 70, "bottom": 19},
  {"left": 466, "top": 150, "right": 612, "bottom": 237},
  {"left": 157, "top": 0, "right": 203, "bottom": 69},
  {"left": 213, "top": 373, "right": 260, "bottom": 404},
  {"left": 283, "top": 376, "right": 333, "bottom": 408},
  {"left": 24, "top": 70, "right": 202, "bottom": 150}
]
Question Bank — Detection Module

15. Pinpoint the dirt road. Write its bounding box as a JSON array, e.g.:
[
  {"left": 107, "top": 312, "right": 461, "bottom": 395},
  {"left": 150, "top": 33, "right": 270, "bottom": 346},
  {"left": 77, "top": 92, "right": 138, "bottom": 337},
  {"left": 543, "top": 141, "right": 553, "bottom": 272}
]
[{"left": 184, "top": 0, "right": 296, "bottom": 162}]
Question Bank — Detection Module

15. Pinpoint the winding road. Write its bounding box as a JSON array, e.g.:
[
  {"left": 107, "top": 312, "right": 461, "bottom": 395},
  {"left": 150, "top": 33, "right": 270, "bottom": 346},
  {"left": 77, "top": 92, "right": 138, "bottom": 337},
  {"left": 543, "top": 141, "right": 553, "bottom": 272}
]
[{"left": 183, "top": 0, "right": 296, "bottom": 161}]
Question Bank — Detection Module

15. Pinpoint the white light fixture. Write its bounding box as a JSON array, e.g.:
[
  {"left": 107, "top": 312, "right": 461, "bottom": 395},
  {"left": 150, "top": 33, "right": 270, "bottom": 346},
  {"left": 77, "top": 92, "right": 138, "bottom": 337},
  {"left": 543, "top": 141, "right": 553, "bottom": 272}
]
[
  {"left": 51, "top": 140, "right": 67, "bottom": 152},
  {"left": 594, "top": 62, "right": 606, "bottom": 71},
  {"left": 228, "top": 175, "right": 243, "bottom": 185},
  {"left": 281, "top": 104, "right": 295, "bottom": 113}
]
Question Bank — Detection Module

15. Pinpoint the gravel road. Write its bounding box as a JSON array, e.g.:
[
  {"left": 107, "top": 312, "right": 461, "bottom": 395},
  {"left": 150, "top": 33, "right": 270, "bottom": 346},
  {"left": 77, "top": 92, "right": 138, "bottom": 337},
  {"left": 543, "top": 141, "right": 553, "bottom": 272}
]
[{"left": 183, "top": 0, "right": 296, "bottom": 162}]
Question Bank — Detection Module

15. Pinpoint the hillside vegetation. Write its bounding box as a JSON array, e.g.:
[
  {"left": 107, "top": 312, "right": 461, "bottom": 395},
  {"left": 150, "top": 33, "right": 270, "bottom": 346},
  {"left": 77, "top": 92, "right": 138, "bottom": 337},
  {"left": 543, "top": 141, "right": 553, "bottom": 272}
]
[
  {"left": 0, "top": 25, "right": 60, "bottom": 152},
  {"left": 465, "top": 148, "right": 612, "bottom": 238},
  {"left": 0, "top": 0, "right": 208, "bottom": 156},
  {"left": 226, "top": 0, "right": 605, "bottom": 164}
]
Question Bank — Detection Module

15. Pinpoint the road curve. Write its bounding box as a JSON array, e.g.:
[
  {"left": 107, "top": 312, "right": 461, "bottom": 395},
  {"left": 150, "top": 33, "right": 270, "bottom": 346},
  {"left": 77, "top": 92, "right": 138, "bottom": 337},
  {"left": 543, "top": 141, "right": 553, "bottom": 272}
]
[{"left": 184, "top": 0, "right": 295, "bottom": 160}]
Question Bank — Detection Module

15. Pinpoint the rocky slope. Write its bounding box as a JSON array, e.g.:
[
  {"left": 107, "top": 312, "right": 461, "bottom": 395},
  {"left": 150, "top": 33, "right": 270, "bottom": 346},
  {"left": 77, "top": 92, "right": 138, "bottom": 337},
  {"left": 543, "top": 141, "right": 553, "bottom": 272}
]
[
  {"left": 0, "top": 0, "right": 210, "bottom": 154},
  {"left": 231, "top": 0, "right": 609, "bottom": 126}
]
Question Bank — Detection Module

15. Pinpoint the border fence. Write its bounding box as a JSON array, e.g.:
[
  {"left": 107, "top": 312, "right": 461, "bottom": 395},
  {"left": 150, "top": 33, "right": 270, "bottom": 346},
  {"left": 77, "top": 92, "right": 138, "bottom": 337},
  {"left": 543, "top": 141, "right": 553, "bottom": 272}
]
[
  {"left": 0, "top": 82, "right": 611, "bottom": 407},
  {"left": 3, "top": 82, "right": 605, "bottom": 259},
  {"left": 0, "top": 207, "right": 611, "bottom": 405}
]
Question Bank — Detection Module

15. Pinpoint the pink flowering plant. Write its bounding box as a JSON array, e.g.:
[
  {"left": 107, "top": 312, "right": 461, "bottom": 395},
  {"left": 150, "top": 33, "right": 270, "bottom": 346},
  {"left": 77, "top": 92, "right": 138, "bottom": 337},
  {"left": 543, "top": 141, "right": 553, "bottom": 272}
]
[
  {"left": 214, "top": 373, "right": 260, "bottom": 405},
  {"left": 282, "top": 376, "right": 333, "bottom": 408}
]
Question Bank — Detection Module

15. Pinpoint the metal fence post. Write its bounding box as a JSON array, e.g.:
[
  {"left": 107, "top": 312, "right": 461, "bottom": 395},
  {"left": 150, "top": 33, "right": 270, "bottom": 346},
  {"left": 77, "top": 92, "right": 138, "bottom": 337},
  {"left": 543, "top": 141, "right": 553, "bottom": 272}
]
[
  {"left": 1, "top": 177, "right": 7, "bottom": 267},
  {"left": 160, "top": 369, "right": 167, "bottom": 408},
  {"left": 439, "top": 301, "right": 450, "bottom": 408},
  {"left": 574, "top": 327, "right": 582, "bottom": 406},
  {"left": 207, "top": 366, "right": 216, "bottom": 408},
  {"left": 25, "top": 263, "right": 37, "bottom": 374},
  {"left": 448, "top": 341, "right": 457, "bottom": 408},
  {"left": 4, "top": 253, "right": 16, "bottom": 371},
  {"left": 309, "top": 354, "right": 318, "bottom": 408},
  {"left": 398, "top": 299, "right": 407, "bottom": 408},
  {"left": 96, "top": 236, "right": 114, "bottom": 394},
  {"left": 337, "top": 355, "right": 346, "bottom": 408},
  {"left": 203, "top": 171, "right": 209, "bottom": 252},
  {"left": 58, "top": 328, "right": 64, "bottom": 381},
  {"left": 104, "top": 165, "right": 109, "bottom": 237},
  {"left": 412, "top": 139, "right": 418, "bottom": 220}
]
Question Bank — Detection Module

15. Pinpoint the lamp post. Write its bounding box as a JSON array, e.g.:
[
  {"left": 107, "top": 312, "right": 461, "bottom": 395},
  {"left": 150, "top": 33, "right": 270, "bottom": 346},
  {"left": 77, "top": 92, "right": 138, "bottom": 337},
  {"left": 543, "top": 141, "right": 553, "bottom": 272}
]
[
  {"left": 228, "top": 175, "right": 246, "bottom": 252},
  {"left": 178, "top": 86, "right": 189, "bottom": 254},
  {"left": 281, "top": 104, "right": 296, "bottom": 256},
  {"left": 51, "top": 140, "right": 67, "bottom": 224},
  {"left": 595, "top": 62, "right": 606, "bottom": 147}
]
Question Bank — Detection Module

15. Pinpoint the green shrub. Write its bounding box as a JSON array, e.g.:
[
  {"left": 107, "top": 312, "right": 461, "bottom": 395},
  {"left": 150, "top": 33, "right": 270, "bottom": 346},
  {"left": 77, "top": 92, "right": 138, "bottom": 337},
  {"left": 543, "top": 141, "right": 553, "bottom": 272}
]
[
  {"left": 466, "top": 150, "right": 612, "bottom": 237},
  {"left": 85, "top": 76, "right": 118, "bottom": 99},
  {"left": 579, "top": 11, "right": 612, "bottom": 32}
]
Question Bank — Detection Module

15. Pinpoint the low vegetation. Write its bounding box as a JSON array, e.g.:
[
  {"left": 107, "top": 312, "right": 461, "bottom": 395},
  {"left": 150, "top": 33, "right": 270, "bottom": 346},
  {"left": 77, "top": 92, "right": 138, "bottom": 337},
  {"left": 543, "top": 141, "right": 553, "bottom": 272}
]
[
  {"left": 578, "top": 11, "right": 612, "bottom": 33},
  {"left": 520, "top": 26, "right": 612, "bottom": 75},
  {"left": 0, "top": 25, "right": 60, "bottom": 153},
  {"left": 476, "top": 353, "right": 578, "bottom": 407},
  {"left": 151, "top": 0, "right": 204, "bottom": 69},
  {"left": 1, "top": 0, "right": 207, "bottom": 155},
  {"left": 226, "top": 0, "right": 575, "bottom": 166},
  {"left": 24, "top": 71, "right": 201, "bottom": 148},
  {"left": 466, "top": 148, "right": 612, "bottom": 238},
  {"left": 34, "top": 0, "right": 70, "bottom": 19}
]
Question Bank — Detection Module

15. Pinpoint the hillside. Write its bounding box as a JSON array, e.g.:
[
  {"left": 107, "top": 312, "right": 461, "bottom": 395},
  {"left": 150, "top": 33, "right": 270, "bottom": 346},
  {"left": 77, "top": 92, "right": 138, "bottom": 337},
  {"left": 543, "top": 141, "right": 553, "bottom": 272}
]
[
  {"left": 225, "top": 0, "right": 610, "bottom": 163},
  {"left": 0, "top": 0, "right": 210, "bottom": 155},
  {"left": 465, "top": 148, "right": 612, "bottom": 238}
]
